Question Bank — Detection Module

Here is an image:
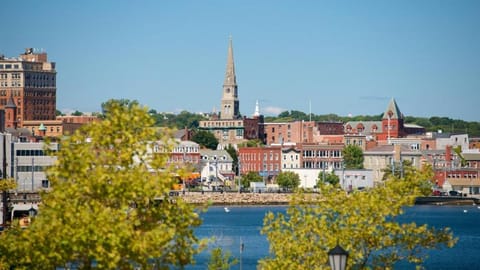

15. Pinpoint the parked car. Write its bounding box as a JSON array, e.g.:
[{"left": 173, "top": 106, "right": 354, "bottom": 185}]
[{"left": 449, "top": 190, "right": 462, "bottom": 197}]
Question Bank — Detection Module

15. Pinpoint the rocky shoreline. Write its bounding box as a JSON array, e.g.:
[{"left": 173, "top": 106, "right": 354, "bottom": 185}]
[{"left": 178, "top": 191, "right": 292, "bottom": 205}]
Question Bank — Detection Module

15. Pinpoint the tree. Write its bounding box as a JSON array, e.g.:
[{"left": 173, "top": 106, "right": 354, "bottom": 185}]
[
  {"left": 241, "top": 171, "right": 263, "bottom": 189},
  {"left": 276, "top": 171, "right": 300, "bottom": 190},
  {"left": 342, "top": 144, "right": 364, "bottom": 169},
  {"left": 225, "top": 144, "right": 238, "bottom": 175},
  {"left": 207, "top": 248, "right": 238, "bottom": 270},
  {"left": 260, "top": 165, "right": 456, "bottom": 270},
  {"left": 453, "top": 146, "right": 467, "bottom": 167},
  {"left": 238, "top": 139, "right": 264, "bottom": 148},
  {"left": 317, "top": 171, "right": 339, "bottom": 187},
  {"left": 191, "top": 130, "right": 219, "bottom": 150},
  {"left": 0, "top": 100, "right": 205, "bottom": 269},
  {"left": 71, "top": 110, "right": 83, "bottom": 116}
]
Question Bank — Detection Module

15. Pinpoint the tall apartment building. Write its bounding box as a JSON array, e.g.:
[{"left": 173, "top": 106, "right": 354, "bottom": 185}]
[{"left": 0, "top": 48, "right": 56, "bottom": 127}]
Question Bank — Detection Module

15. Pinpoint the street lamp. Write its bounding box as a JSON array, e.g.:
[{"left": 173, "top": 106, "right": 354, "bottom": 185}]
[
  {"left": 328, "top": 244, "right": 348, "bottom": 270},
  {"left": 28, "top": 206, "right": 37, "bottom": 217},
  {"left": 238, "top": 160, "right": 241, "bottom": 193}
]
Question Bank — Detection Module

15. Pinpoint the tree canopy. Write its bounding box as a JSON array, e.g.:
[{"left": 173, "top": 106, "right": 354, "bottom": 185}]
[
  {"left": 0, "top": 100, "right": 205, "bottom": 269},
  {"left": 317, "top": 171, "right": 340, "bottom": 187},
  {"left": 276, "top": 171, "right": 301, "bottom": 190},
  {"left": 260, "top": 164, "right": 456, "bottom": 269},
  {"left": 241, "top": 171, "right": 263, "bottom": 189},
  {"left": 191, "top": 130, "right": 219, "bottom": 150},
  {"left": 342, "top": 145, "right": 364, "bottom": 169}
]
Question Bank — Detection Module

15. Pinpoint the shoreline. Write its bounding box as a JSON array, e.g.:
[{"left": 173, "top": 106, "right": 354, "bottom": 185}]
[{"left": 178, "top": 191, "right": 292, "bottom": 205}]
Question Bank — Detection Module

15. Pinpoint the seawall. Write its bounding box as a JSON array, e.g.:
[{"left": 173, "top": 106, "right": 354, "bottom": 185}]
[{"left": 178, "top": 191, "right": 291, "bottom": 205}]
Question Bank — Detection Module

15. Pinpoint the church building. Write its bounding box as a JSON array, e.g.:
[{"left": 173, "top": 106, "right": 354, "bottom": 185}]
[{"left": 199, "top": 38, "right": 264, "bottom": 149}]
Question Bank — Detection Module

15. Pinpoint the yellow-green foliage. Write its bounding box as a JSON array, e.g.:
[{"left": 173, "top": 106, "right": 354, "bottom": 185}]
[
  {"left": 0, "top": 179, "right": 16, "bottom": 191},
  {"left": 259, "top": 164, "right": 456, "bottom": 270},
  {"left": 0, "top": 100, "right": 205, "bottom": 269}
]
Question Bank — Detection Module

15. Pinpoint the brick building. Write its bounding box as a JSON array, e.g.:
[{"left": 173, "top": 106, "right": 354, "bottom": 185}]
[
  {"left": 0, "top": 48, "right": 56, "bottom": 127},
  {"left": 263, "top": 121, "right": 317, "bottom": 145},
  {"left": 238, "top": 146, "right": 281, "bottom": 181}
]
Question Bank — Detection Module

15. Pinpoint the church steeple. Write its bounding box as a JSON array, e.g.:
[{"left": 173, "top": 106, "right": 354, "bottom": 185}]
[
  {"left": 253, "top": 100, "right": 260, "bottom": 117},
  {"left": 220, "top": 37, "right": 240, "bottom": 120},
  {"left": 224, "top": 37, "right": 237, "bottom": 86}
]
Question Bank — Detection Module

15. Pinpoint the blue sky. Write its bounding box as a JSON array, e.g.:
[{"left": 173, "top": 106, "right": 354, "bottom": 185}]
[{"left": 2, "top": 1, "right": 479, "bottom": 121}]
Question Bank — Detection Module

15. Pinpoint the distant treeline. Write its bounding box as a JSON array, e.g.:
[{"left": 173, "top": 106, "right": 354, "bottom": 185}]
[
  {"left": 84, "top": 100, "right": 480, "bottom": 138},
  {"left": 145, "top": 109, "right": 480, "bottom": 137}
]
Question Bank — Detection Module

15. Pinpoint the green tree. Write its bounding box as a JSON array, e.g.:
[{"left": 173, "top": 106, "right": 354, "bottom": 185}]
[
  {"left": 207, "top": 248, "right": 238, "bottom": 270},
  {"left": 71, "top": 110, "right": 83, "bottom": 116},
  {"left": 0, "top": 100, "right": 205, "bottom": 269},
  {"left": 342, "top": 145, "right": 364, "bottom": 169},
  {"left": 225, "top": 144, "right": 238, "bottom": 175},
  {"left": 191, "top": 130, "right": 219, "bottom": 150},
  {"left": 174, "top": 111, "right": 206, "bottom": 129},
  {"left": 241, "top": 171, "right": 263, "bottom": 189},
  {"left": 260, "top": 165, "right": 456, "bottom": 270},
  {"left": 453, "top": 146, "right": 467, "bottom": 167},
  {"left": 317, "top": 171, "right": 339, "bottom": 187},
  {"left": 276, "top": 171, "right": 300, "bottom": 190},
  {"left": 238, "top": 139, "right": 264, "bottom": 148}
]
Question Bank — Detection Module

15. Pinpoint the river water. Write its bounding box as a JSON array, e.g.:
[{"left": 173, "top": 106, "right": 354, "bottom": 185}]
[{"left": 188, "top": 205, "right": 480, "bottom": 269}]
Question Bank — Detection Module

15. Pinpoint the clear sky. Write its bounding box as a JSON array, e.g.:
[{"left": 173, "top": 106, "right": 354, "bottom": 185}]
[{"left": 1, "top": 1, "right": 479, "bottom": 121}]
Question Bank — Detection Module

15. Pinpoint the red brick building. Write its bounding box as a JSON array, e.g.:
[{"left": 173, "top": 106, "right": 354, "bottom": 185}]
[
  {"left": 0, "top": 48, "right": 57, "bottom": 127},
  {"left": 238, "top": 146, "right": 282, "bottom": 180}
]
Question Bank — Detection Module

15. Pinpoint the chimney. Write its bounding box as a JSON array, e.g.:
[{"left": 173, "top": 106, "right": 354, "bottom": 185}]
[
  {"left": 445, "top": 145, "right": 452, "bottom": 166},
  {"left": 393, "top": 144, "right": 402, "bottom": 162}
]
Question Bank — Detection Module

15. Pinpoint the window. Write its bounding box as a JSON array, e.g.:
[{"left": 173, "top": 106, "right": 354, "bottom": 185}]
[{"left": 42, "top": 180, "right": 49, "bottom": 188}]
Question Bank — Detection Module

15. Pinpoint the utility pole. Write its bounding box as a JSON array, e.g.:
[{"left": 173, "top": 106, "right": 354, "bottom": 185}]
[{"left": 2, "top": 134, "right": 8, "bottom": 227}]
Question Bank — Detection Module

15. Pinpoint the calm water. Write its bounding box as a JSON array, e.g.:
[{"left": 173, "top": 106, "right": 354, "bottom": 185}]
[{"left": 189, "top": 205, "right": 480, "bottom": 270}]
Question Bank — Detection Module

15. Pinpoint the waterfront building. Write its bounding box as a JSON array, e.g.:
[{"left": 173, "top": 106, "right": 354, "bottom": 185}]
[
  {"left": 363, "top": 144, "right": 422, "bottom": 185},
  {"left": 281, "top": 146, "right": 301, "bottom": 170},
  {"left": 167, "top": 140, "right": 201, "bottom": 169},
  {"left": 199, "top": 39, "right": 264, "bottom": 149},
  {"left": 442, "top": 168, "right": 480, "bottom": 195},
  {"left": 0, "top": 48, "right": 57, "bottom": 127},
  {"left": 238, "top": 146, "right": 281, "bottom": 182},
  {"left": 299, "top": 142, "right": 344, "bottom": 170},
  {"left": 336, "top": 169, "right": 374, "bottom": 191},
  {"left": 199, "top": 149, "right": 234, "bottom": 188}
]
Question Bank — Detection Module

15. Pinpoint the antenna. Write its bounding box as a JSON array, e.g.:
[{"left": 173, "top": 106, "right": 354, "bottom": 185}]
[{"left": 309, "top": 100, "right": 312, "bottom": 122}]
